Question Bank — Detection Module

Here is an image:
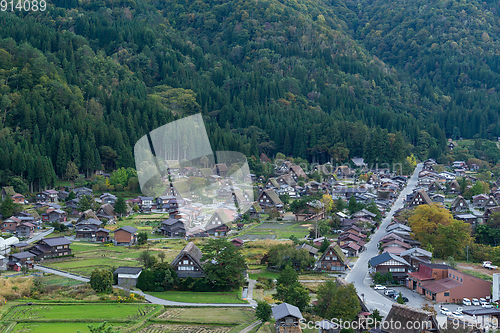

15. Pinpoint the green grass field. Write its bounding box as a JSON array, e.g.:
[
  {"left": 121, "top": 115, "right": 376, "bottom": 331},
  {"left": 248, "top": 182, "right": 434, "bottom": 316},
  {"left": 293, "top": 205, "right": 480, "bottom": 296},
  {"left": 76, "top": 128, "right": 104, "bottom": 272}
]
[
  {"left": 239, "top": 222, "right": 310, "bottom": 240},
  {"left": 248, "top": 268, "right": 280, "bottom": 280},
  {"left": 5, "top": 304, "right": 157, "bottom": 322},
  {"left": 37, "top": 274, "right": 85, "bottom": 287},
  {"left": 149, "top": 291, "right": 248, "bottom": 304},
  {"left": 12, "top": 322, "right": 124, "bottom": 333},
  {"left": 1, "top": 302, "right": 256, "bottom": 333}
]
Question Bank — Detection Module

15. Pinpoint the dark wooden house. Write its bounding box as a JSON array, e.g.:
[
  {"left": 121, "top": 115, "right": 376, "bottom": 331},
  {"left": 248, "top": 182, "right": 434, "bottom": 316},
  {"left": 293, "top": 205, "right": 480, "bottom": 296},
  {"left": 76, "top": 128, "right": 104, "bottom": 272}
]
[{"left": 170, "top": 242, "right": 205, "bottom": 278}]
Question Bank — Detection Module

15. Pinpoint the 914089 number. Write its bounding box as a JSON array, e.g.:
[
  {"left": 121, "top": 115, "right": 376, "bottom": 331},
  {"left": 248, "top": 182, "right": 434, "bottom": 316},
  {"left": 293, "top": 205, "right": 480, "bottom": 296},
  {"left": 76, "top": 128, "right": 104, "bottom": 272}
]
[{"left": 1, "top": 0, "right": 47, "bottom": 11}]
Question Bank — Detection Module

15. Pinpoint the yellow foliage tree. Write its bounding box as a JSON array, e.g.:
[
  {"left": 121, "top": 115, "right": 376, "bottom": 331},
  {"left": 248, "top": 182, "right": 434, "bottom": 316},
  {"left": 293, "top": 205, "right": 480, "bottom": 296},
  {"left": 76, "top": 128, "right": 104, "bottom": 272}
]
[
  {"left": 405, "top": 154, "right": 417, "bottom": 169},
  {"left": 408, "top": 203, "right": 454, "bottom": 245},
  {"left": 408, "top": 203, "right": 471, "bottom": 258},
  {"left": 321, "top": 194, "right": 333, "bottom": 213}
]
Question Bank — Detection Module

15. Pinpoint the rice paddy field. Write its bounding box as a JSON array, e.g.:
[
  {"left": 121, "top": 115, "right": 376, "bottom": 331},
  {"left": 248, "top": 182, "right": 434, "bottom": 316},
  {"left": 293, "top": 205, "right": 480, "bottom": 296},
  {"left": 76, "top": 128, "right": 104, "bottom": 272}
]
[{"left": 0, "top": 304, "right": 255, "bottom": 333}]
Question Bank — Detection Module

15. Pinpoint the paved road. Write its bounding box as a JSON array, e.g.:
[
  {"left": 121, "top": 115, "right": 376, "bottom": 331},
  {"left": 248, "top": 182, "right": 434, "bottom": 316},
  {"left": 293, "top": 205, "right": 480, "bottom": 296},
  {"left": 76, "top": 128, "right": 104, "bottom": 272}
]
[
  {"left": 345, "top": 163, "right": 423, "bottom": 316},
  {"left": 246, "top": 279, "right": 258, "bottom": 307},
  {"left": 35, "top": 264, "right": 90, "bottom": 282},
  {"left": 239, "top": 320, "right": 262, "bottom": 333},
  {"left": 27, "top": 227, "right": 54, "bottom": 244},
  {"left": 34, "top": 265, "right": 253, "bottom": 307}
]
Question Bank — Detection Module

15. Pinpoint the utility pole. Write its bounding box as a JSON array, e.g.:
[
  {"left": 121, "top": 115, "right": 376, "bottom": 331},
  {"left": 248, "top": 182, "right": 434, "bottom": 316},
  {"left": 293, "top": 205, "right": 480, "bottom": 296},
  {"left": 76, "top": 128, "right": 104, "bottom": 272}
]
[{"left": 467, "top": 245, "right": 469, "bottom": 262}]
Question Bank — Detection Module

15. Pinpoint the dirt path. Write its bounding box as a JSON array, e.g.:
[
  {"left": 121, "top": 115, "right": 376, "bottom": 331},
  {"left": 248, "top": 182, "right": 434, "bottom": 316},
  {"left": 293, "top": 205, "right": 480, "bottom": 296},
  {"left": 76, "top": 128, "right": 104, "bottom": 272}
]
[{"left": 457, "top": 262, "right": 497, "bottom": 276}]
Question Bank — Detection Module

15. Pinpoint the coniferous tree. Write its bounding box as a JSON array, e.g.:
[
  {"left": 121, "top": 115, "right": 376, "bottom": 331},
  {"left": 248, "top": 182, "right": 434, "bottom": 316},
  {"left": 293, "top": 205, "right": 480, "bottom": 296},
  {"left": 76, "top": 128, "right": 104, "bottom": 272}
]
[{"left": 114, "top": 196, "right": 127, "bottom": 217}]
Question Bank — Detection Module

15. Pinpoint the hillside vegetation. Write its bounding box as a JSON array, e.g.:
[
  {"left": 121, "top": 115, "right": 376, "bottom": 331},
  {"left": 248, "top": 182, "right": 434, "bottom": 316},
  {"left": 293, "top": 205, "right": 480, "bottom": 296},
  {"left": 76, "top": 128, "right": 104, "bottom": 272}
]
[{"left": 1, "top": 0, "right": 500, "bottom": 189}]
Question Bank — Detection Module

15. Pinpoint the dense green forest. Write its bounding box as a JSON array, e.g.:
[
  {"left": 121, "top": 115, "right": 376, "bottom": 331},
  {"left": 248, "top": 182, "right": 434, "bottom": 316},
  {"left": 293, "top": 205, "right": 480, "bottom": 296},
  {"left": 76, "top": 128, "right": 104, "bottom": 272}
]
[{"left": 1, "top": 0, "right": 499, "bottom": 192}]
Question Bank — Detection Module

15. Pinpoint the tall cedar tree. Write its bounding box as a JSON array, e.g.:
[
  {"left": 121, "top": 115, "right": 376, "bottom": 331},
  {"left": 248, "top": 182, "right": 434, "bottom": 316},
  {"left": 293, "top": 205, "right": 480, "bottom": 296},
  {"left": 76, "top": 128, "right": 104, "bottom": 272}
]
[
  {"left": 201, "top": 238, "right": 246, "bottom": 291},
  {"left": 114, "top": 196, "right": 127, "bottom": 217},
  {"left": 273, "top": 265, "right": 310, "bottom": 311},
  {"left": 314, "top": 280, "right": 360, "bottom": 321},
  {"left": 0, "top": 197, "right": 15, "bottom": 218}
]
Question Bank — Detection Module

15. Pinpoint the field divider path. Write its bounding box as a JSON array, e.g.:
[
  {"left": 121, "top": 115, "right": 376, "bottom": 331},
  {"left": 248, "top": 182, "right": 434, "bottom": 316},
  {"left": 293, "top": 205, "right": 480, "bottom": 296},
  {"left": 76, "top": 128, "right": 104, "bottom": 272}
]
[{"left": 238, "top": 320, "right": 261, "bottom": 333}]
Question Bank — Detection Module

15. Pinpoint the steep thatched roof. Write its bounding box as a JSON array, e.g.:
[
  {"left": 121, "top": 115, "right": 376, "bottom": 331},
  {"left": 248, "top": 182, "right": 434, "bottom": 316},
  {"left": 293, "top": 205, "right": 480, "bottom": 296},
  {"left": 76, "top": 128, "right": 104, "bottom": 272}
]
[{"left": 382, "top": 303, "right": 439, "bottom": 333}]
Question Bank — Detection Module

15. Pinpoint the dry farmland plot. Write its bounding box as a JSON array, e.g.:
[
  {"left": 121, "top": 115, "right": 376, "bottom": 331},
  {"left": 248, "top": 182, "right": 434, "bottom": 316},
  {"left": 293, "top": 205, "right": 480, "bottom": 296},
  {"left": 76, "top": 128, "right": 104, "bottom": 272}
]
[{"left": 138, "top": 324, "right": 233, "bottom": 333}]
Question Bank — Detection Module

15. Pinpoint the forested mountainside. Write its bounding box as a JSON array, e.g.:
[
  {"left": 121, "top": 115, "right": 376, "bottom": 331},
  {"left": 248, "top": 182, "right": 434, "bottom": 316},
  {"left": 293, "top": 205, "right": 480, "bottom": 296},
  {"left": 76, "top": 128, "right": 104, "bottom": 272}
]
[
  {"left": 0, "top": 0, "right": 499, "bottom": 190},
  {"left": 342, "top": 0, "right": 500, "bottom": 139}
]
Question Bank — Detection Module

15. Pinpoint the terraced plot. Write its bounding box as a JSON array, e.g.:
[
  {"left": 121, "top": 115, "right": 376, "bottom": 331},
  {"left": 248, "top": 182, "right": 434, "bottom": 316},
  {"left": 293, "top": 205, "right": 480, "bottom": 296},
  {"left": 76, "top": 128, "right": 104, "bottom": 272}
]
[
  {"left": 12, "top": 322, "right": 124, "bottom": 333},
  {"left": 5, "top": 304, "right": 156, "bottom": 322},
  {"left": 138, "top": 324, "right": 233, "bottom": 333},
  {"left": 157, "top": 307, "right": 255, "bottom": 325}
]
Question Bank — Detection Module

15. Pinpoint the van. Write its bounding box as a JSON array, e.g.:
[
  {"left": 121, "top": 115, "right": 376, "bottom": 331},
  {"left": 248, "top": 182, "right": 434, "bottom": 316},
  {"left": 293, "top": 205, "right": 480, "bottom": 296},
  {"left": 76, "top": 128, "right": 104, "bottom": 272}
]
[
  {"left": 463, "top": 298, "right": 471, "bottom": 306},
  {"left": 472, "top": 298, "right": 480, "bottom": 306}
]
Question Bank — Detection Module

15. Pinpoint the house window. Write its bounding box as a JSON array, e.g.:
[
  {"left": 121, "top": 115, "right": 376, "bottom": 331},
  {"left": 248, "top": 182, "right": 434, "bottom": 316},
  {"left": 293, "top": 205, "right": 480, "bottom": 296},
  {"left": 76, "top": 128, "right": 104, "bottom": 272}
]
[
  {"left": 389, "top": 267, "right": 405, "bottom": 272},
  {"left": 325, "top": 257, "right": 330, "bottom": 261},
  {"left": 183, "top": 260, "right": 188, "bottom": 265},
  {"left": 444, "top": 292, "right": 450, "bottom": 296}
]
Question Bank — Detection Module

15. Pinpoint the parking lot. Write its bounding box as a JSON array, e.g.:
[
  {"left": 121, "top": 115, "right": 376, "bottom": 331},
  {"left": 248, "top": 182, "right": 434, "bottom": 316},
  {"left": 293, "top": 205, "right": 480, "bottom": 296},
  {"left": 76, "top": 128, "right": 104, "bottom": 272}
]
[
  {"left": 374, "top": 286, "right": 497, "bottom": 326},
  {"left": 373, "top": 286, "right": 428, "bottom": 309}
]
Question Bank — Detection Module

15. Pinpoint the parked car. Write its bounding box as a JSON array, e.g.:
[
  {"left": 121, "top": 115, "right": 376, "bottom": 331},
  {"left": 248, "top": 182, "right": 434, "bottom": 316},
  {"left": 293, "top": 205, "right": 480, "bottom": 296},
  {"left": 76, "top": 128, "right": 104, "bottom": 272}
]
[
  {"left": 374, "top": 285, "right": 387, "bottom": 290},
  {"left": 482, "top": 303, "right": 494, "bottom": 309},
  {"left": 451, "top": 311, "right": 463, "bottom": 319},
  {"left": 472, "top": 298, "right": 480, "bottom": 306},
  {"left": 456, "top": 307, "right": 463, "bottom": 313},
  {"left": 440, "top": 307, "right": 452, "bottom": 316},
  {"left": 384, "top": 290, "right": 396, "bottom": 297},
  {"left": 462, "top": 298, "right": 471, "bottom": 306},
  {"left": 483, "top": 261, "right": 498, "bottom": 270}
]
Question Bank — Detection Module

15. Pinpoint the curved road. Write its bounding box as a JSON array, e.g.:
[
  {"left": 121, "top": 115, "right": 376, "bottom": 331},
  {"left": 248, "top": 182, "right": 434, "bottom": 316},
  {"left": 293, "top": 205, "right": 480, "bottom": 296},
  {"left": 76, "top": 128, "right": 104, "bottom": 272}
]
[
  {"left": 345, "top": 163, "right": 423, "bottom": 316},
  {"left": 35, "top": 264, "right": 255, "bottom": 307}
]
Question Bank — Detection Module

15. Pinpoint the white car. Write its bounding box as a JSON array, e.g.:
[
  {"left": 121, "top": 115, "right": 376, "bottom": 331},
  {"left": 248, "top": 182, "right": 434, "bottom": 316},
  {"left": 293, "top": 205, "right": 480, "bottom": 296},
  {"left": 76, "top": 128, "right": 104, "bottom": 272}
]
[
  {"left": 482, "top": 303, "right": 493, "bottom": 309},
  {"left": 440, "top": 307, "right": 452, "bottom": 316},
  {"left": 463, "top": 298, "right": 471, "bottom": 306},
  {"left": 374, "top": 285, "right": 386, "bottom": 290},
  {"left": 451, "top": 311, "right": 464, "bottom": 319},
  {"left": 472, "top": 298, "right": 480, "bottom": 306},
  {"left": 480, "top": 298, "right": 487, "bottom": 305},
  {"left": 456, "top": 307, "right": 463, "bottom": 313}
]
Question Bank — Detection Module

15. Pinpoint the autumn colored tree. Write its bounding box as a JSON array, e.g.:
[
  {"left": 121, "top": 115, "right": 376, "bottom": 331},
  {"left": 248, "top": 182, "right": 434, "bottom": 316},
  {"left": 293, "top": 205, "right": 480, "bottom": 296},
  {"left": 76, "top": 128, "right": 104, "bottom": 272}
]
[
  {"left": 408, "top": 203, "right": 455, "bottom": 246},
  {"left": 322, "top": 194, "right": 334, "bottom": 214},
  {"left": 409, "top": 203, "right": 471, "bottom": 258}
]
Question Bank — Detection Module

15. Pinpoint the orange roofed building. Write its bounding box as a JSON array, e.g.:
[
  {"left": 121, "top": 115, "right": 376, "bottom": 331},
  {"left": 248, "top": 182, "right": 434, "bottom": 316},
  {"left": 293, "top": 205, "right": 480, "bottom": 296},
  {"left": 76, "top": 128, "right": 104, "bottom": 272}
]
[{"left": 407, "top": 263, "right": 491, "bottom": 303}]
